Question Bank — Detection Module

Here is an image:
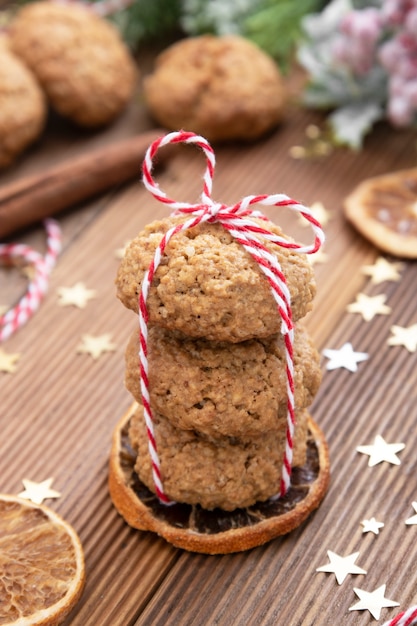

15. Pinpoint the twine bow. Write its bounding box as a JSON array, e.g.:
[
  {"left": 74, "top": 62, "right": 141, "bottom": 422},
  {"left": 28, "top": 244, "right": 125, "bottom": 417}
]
[{"left": 139, "top": 130, "right": 325, "bottom": 505}]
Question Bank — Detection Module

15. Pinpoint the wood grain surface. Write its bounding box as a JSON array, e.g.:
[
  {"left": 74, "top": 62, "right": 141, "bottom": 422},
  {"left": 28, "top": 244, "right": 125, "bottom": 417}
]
[{"left": 1, "top": 73, "right": 417, "bottom": 626}]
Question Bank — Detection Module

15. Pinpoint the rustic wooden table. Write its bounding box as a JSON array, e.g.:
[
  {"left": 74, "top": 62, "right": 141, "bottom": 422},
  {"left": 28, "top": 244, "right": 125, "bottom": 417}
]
[{"left": 1, "top": 71, "right": 417, "bottom": 626}]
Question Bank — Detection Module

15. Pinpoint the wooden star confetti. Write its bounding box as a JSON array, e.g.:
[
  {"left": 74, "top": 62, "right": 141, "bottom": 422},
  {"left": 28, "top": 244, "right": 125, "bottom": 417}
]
[
  {"left": 0, "top": 304, "right": 9, "bottom": 316},
  {"left": 18, "top": 478, "right": 61, "bottom": 505},
  {"left": 289, "top": 125, "right": 333, "bottom": 159},
  {"left": 316, "top": 550, "right": 367, "bottom": 585},
  {"left": 347, "top": 293, "right": 391, "bottom": 322},
  {"left": 322, "top": 342, "right": 369, "bottom": 372},
  {"left": 57, "top": 282, "right": 97, "bottom": 309},
  {"left": 405, "top": 502, "right": 417, "bottom": 525},
  {"left": 361, "top": 517, "right": 384, "bottom": 535},
  {"left": 361, "top": 257, "right": 403, "bottom": 285},
  {"left": 0, "top": 347, "right": 20, "bottom": 373},
  {"left": 299, "top": 201, "right": 331, "bottom": 228},
  {"left": 356, "top": 435, "right": 405, "bottom": 467},
  {"left": 349, "top": 584, "right": 399, "bottom": 620},
  {"left": 387, "top": 324, "right": 417, "bottom": 353},
  {"left": 77, "top": 333, "right": 116, "bottom": 360}
]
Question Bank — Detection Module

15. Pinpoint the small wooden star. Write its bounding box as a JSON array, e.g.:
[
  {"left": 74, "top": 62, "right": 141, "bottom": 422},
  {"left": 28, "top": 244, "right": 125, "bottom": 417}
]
[
  {"left": 57, "top": 282, "right": 97, "bottom": 309},
  {"left": 0, "top": 347, "right": 20, "bottom": 373},
  {"left": 405, "top": 502, "right": 417, "bottom": 525},
  {"left": 18, "top": 478, "right": 61, "bottom": 505},
  {"left": 77, "top": 333, "right": 116, "bottom": 360},
  {"left": 0, "top": 304, "right": 9, "bottom": 316},
  {"left": 299, "top": 201, "right": 331, "bottom": 228},
  {"left": 316, "top": 550, "right": 367, "bottom": 585},
  {"left": 349, "top": 584, "right": 399, "bottom": 620},
  {"left": 356, "top": 435, "right": 405, "bottom": 467},
  {"left": 289, "top": 125, "right": 333, "bottom": 159},
  {"left": 347, "top": 293, "right": 391, "bottom": 322},
  {"left": 387, "top": 324, "right": 417, "bottom": 353},
  {"left": 361, "top": 257, "right": 403, "bottom": 285},
  {"left": 361, "top": 517, "right": 384, "bottom": 535},
  {"left": 322, "top": 342, "right": 369, "bottom": 372}
]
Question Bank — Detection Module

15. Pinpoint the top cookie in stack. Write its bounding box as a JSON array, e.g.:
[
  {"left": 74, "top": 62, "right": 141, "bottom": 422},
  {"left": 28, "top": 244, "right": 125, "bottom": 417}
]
[{"left": 116, "top": 215, "right": 315, "bottom": 343}]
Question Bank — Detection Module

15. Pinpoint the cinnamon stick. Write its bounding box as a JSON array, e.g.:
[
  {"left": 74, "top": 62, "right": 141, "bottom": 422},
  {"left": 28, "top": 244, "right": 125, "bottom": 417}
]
[{"left": 0, "top": 128, "right": 171, "bottom": 239}]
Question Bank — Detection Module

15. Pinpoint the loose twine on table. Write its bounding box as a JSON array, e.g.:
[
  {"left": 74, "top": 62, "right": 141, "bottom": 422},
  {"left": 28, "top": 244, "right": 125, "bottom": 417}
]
[
  {"left": 138, "top": 130, "right": 325, "bottom": 505},
  {"left": 0, "top": 219, "right": 61, "bottom": 343},
  {"left": 382, "top": 606, "right": 417, "bottom": 626}
]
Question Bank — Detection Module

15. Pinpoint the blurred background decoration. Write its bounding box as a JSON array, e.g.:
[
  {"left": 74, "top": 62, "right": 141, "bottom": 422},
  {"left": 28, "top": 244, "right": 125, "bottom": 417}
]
[
  {"left": 2, "top": 0, "right": 417, "bottom": 149},
  {"left": 1, "top": 0, "right": 327, "bottom": 66}
]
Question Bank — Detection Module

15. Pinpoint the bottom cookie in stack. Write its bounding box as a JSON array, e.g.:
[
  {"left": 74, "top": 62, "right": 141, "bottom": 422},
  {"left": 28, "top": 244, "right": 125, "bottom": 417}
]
[
  {"left": 108, "top": 404, "right": 329, "bottom": 554},
  {"left": 129, "top": 404, "right": 311, "bottom": 511}
]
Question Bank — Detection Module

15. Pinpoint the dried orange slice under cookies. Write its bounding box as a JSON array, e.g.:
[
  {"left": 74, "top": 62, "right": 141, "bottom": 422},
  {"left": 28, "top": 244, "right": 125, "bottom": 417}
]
[
  {"left": 344, "top": 167, "right": 417, "bottom": 258},
  {"left": 0, "top": 494, "right": 85, "bottom": 626}
]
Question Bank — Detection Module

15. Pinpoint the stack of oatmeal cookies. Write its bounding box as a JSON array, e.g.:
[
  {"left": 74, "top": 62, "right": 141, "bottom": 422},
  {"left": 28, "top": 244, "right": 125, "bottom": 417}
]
[{"left": 116, "top": 215, "right": 322, "bottom": 511}]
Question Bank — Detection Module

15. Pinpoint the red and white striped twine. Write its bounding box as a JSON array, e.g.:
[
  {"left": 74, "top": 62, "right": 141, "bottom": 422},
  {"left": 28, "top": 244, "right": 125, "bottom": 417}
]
[
  {"left": 382, "top": 606, "right": 417, "bottom": 626},
  {"left": 0, "top": 219, "right": 61, "bottom": 343},
  {"left": 139, "top": 130, "right": 324, "bottom": 505}
]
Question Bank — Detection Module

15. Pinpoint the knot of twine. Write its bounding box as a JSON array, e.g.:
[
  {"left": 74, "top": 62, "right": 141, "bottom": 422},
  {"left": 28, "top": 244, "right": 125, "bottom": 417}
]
[
  {"left": 0, "top": 219, "right": 61, "bottom": 343},
  {"left": 139, "top": 130, "right": 325, "bottom": 505}
]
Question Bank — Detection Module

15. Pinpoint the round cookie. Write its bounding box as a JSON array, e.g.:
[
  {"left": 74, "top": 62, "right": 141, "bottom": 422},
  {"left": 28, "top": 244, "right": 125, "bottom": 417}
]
[
  {"left": 125, "top": 324, "right": 321, "bottom": 440},
  {"left": 129, "top": 404, "right": 309, "bottom": 511},
  {"left": 8, "top": 1, "right": 137, "bottom": 127},
  {"left": 0, "top": 42, "right": 46, "bottom": 169},
  {"left": 144, "top": 35, "right": 286, "bottom": 142},
  {"left": 116, "top": 216, "right": 316, "bottom": 342},
  {"left": 108, "top": 404, "right": 330, "bottom": 553}
]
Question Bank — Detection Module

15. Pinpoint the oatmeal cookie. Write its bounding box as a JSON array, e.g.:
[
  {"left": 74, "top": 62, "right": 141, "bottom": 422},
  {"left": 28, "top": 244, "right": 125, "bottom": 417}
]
[
  {"left": 109, "top": 404, "right": 330, "bottom": 553},
  {"left": 125, "top": 324, "right": 321, "bottom": 440},
  {"left": 144, "top": 35, "right": 286, "bottom": 142},
  {"left": 0, "top": 42, "right": 46, "bottom": 169},
  {"left": 116, "top": 216, "right": 316, "bottom": 342},
  {"left": 128, "top": 404, "right": 309, "bottom": 511},
  {"left": 8, "top": 1, "right": 137, "bottom": 127}
]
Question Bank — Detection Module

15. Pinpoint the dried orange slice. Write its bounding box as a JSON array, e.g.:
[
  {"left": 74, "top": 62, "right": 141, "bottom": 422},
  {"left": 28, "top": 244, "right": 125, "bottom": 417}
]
[
  {"left": 344, "top": 167, "right": 417, "bottom": 258},
  {"left": 0, "top": 494, "right": 85, "bottom": 625}
]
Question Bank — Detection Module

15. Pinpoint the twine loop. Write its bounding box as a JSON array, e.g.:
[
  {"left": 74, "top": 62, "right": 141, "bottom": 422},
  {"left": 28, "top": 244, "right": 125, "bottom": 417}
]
[{"left": 138, "top": 130, "right": 324, "bottom": 505}]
